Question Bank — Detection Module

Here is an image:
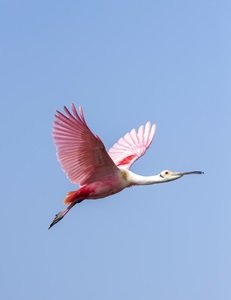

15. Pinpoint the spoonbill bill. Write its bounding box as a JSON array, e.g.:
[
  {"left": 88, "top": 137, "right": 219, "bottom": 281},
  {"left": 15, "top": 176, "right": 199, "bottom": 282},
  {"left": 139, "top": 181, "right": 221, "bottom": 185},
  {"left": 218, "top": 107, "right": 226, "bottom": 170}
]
[{"left": 49, "top": 104, "right": 203, "bottom": 229}]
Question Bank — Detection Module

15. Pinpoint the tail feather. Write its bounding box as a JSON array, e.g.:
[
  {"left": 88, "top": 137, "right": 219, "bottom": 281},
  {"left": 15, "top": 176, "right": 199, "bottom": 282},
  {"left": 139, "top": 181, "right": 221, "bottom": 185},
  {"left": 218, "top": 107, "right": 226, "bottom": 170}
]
[
  {"left": 64, "top": 187, "right": 90, "bottom": 205},
  {"left": 64, "top": 190, "right": 79, "bottom": 205}
]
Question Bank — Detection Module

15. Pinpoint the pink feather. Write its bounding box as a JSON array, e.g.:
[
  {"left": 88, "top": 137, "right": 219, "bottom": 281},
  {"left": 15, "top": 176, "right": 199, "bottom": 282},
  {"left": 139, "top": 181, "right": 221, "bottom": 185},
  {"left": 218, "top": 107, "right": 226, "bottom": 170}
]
[
  {"left": 108, "top": 122, "right": 156, "bottom": 169},
  {"left": 53, "top": 104, "right": 118, "bottom": 185}
]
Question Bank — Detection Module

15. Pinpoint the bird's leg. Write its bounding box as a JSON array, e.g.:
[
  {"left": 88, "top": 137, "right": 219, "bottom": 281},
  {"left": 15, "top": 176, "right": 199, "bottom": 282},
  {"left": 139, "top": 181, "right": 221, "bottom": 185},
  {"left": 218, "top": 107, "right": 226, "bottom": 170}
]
[{"left": 48, "top": 200, "right": 83, "bottom": 229}]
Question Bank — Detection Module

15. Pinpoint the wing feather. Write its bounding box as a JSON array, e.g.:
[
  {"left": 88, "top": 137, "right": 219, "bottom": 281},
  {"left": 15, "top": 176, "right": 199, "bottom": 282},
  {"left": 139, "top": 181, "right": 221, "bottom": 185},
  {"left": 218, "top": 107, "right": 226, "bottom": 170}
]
[
  {"left": 53, "top": 104, "right": 118, "bottom": 185},
  {"left": 108, "top": 122, "right": 156, "bottom": 169}
]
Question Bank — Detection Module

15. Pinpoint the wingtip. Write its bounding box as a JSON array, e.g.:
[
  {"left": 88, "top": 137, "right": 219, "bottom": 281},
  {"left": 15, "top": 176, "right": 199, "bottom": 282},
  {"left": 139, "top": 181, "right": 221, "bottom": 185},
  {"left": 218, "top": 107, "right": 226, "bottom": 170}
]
[
  {"left": 71, "top": 103, "right": 77, "bottom": 111},
  {"left": 144, "top": 121, "right": 157, "bottom": 133}
]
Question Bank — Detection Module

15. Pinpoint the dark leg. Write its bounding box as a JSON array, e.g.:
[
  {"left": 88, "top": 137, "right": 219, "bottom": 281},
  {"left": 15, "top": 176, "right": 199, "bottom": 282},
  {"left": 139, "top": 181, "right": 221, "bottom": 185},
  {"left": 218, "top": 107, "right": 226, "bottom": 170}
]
[{"left": 48, "top": 200, "right": 83, "bottom": 229}]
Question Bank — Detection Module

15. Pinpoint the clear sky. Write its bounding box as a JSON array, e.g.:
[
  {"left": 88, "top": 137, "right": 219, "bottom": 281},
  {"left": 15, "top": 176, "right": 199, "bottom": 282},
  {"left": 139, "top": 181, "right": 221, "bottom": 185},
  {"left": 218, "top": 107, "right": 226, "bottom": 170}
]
[{"left": 1, "top": 1, "right": 230, "bottom": 299}]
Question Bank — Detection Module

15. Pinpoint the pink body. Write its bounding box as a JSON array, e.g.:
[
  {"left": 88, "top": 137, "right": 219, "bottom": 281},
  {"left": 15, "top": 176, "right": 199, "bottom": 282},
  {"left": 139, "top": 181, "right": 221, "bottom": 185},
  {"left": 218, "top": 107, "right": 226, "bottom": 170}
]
[
  {"left": 49, "top": 104, "right": 202, "bottom": 228},
  {"left": 69, "top": 172, "right": 127, "bottom": 201},
  {"left": 53, "top": 104, "right": 156, "bottom": 206}
]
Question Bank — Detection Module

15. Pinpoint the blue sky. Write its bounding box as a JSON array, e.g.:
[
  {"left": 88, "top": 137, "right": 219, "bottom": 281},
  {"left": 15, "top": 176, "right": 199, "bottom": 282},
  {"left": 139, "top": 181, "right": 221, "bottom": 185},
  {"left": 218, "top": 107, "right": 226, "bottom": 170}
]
[{"left": 1, "top": 1, "right": 230, "bottom": 299}]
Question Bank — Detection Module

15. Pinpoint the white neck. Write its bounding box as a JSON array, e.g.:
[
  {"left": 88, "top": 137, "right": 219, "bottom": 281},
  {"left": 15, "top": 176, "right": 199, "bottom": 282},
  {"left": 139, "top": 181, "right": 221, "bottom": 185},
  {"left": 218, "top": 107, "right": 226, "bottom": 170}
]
[{"left": 126, "top": 170, "right": 166, "bottom": 186}]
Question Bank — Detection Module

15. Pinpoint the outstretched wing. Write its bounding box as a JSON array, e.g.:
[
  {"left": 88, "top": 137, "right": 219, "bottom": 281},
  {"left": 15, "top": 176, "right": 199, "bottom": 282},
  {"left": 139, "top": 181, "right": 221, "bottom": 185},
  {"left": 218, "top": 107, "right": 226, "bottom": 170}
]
[
  {"left": 108, "top": 122, "right": 156, "bottom": 169},
  {"left": 53, "top": 104, "right": 118, "bottom": 185}
]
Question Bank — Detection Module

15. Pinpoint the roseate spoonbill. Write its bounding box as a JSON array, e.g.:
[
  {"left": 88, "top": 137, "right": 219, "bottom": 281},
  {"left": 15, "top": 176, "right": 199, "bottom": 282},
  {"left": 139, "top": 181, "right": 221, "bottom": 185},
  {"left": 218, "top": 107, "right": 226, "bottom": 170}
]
[{"left": 49, "top": 104, "right": 203, "bottom": 229}]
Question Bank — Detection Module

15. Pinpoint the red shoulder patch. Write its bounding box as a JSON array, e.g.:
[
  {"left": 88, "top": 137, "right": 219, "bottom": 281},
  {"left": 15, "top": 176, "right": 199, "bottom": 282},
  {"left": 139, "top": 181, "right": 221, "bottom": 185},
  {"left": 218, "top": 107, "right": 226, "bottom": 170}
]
[{"left": 117, "top": 154, "right": 136, "bottom": 166}]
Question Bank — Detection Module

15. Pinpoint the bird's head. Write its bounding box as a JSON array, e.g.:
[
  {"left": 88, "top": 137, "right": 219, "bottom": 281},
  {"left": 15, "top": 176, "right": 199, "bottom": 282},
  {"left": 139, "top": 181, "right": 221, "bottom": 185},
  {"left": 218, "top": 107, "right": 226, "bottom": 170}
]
[{"left": 159, "top": 169, "right": 204, "bottom": 182}]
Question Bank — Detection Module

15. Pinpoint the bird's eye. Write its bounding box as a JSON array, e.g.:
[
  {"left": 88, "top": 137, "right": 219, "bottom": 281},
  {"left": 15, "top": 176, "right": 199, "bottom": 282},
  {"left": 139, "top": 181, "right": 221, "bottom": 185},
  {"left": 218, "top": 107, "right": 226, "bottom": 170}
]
[{"left": 165, "top": 171, "right": 169, "bottom": 175}]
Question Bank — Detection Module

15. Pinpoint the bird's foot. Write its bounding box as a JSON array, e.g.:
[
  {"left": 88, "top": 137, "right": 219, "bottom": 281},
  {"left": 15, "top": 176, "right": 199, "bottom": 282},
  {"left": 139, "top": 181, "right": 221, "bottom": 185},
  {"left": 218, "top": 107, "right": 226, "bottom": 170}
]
[{"left": 48, "top": 210, "right": 66, "bottom": 229}]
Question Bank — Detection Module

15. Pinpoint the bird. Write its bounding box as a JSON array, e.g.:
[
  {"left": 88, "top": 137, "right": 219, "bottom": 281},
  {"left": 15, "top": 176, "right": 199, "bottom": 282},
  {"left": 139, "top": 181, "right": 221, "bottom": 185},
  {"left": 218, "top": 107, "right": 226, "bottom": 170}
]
[{"left": 49, "top": 104, "right": 203, "bottom": 229}]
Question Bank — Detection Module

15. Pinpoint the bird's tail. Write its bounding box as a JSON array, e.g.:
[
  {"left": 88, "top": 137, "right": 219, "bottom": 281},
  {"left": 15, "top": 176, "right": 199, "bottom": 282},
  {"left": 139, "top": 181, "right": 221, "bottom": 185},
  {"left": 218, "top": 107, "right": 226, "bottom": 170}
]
[
  {"left": 64, "top": 190, "right": 79, "bottom": 205},
  {"left": 64, "top": 187, "right": 90, "bottom": 205}
]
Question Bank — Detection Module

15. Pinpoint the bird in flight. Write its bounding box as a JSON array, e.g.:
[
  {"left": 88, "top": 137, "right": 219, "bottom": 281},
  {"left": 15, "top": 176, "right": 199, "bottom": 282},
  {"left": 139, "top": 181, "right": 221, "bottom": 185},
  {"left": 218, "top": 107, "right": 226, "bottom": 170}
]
[{"left": 49, "top": 104, "right": 203, "bottom": 229}]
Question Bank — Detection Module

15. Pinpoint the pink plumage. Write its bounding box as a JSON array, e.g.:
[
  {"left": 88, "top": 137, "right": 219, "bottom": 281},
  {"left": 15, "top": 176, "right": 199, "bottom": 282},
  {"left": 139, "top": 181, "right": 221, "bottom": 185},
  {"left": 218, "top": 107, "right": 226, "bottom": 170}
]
[
  {"left": 49, "top": 104, "right": 203, "bottom": 229},
  {"left": 49, "top": 104, "right": 156, "bottom": 228},
  {"left": 108, "top": 122, "right": 156, "bottom": 169},
  {"left": 53, "top": 104, "right": 118, "bottom": 185}
]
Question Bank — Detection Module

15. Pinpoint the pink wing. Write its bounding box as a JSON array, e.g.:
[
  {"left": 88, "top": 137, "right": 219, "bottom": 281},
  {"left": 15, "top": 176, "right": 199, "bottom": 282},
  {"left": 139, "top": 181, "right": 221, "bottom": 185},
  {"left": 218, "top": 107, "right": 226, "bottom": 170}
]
[
  {"left": 108, "top": 122, "right": 156, "bottom": 169},
  {"left": 53, "top": 104, "right": 118, "bottom": 185}
]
